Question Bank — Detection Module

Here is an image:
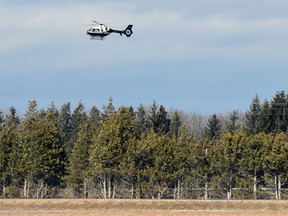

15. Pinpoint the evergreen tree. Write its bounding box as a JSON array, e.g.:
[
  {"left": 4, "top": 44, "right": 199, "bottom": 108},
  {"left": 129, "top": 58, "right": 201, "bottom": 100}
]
[
  {"left": 173, "top": 126, "right": 200, "bottom": 199},
  {"left": 148, "top": 101, "right": 159, "bottom": 133},
  {"left": 157, "top": 105, "right": 170, "bottom": 134},
  {"left": 58, "top": 103, "right": 73, "bottom": 156},
  {"left": 47, "top": 102, "right": 59, "bottom": 117},
  {"left": 102, "top": 96, "right": 115, "bottom": 118},
  {"left": 169, "top": 111, "right": 182, "bottom": 139},
  {"left": 264, "top": 132, "right": 288, "bottom": 200},
  {"left": 134, "top": 103, "right": 149, "bottom": 138},
  {"left": 210, "top": 132, "right": 244, "bottom": 199},
  {"left": 125, "top": 130, "right": 155, "bottom": 199},
  {"left": 245, "top": 95, "right": 261, "bottom": 134},
  {"left": 0, "top": 110, "right": 3, "bottom": 128},
  {"left": 205, "top": 114, "right": 221, "bottom": 140},
  {"left": 148, "top": 101, "right": 170, "bottom": 134},
  {"left": 69, "top": 102, "right": 87, "bottom": 157},
  {"left": 68, "top": 118, "right": 95, "bottom": 198},
  {"left": 240, "top": 133, "right": 271, "bottom": 199},
  {"left": 148, "top": 132, "right": 177, "bottom": 199},
  {"left": 89, "top": 106, "right": 135, "bottom": 199},
  {"left": 258, "top": 100, "right": 272, "bottom": 133},
  {"left": 226, "top": 110, "right": 240, "bottom": 134},
  {"left": 0, "top": 107, "right": 20, "bottom": 197},
  {"left": 21, "top": 102, "right": 66, "bottom": 198},
  {"left": 42, "top": 108, "right": 66, "bottom": 188},
  {"left": 270, "top": 91, "right": 288, "bottom": 132},
  {"left": 135, "top": 130, "right": 177, "bottom": 199},
  {"left": 89, "top": 106, "right": 101, "bottom": 127}
]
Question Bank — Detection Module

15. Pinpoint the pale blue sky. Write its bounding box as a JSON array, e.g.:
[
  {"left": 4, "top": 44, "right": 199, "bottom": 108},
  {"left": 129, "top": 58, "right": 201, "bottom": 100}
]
[{"left": 1, "top": 0, "right": 288, "bottom": 114}]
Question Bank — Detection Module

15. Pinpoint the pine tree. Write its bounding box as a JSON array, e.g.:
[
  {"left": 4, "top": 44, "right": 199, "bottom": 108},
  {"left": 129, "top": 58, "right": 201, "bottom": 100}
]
[
  {"left": 69, "top": 102, "right": 87, "bottom": 157},
  {"left": 157, "top": 105, "right": 170, "bottom": 134},
  {"left": 20, "top": 100, "right": 40, "bottom": 198},
  {"left": 21, "top": 102, "right": 66, "bottom": 198},
  {"left": 270, "top": 91, "right": 288, "bottom": 132},
  {"left": 210, "top": 132, "right": 243, "bottom": 199},
  {"left": 68, "top": 119, "right": 95, "bottom": 198},
  {"left": 89, "top": 106, "right": 135, "bottom": 199},
  {"left": 89, "top": 106, "right": 101, "bottom": 127},
  {"left": 240, "top": 133, "right": 271, "bottom": 199},
  {"left": 0, "top": 110, "right": 3, "bottom": 128},
  {"left": 102, "top": 96, "right": 115, "bottom": 118},
  {"left": 169, "top": 111, "right": 182, "bottom": 139},
  {"left": 41, "top": 109, "right": 66, "bottom": 189},
  {"left": 148, "top": 101, "right": 170, "bottom": 134},
  {"left": 226, "top": 110, "right": 240, "bottom": 134},
  {"left": 149, "top": 133, "right": 177, "bottom": 199},
  {"left": 126, "top": 130, "right": 155, "bottom": 199},
  {"left": 205, "top": 114, "right": 221, "bottom": 140},
  {"left": 58, "top": 103, "right": 73, "bottom": 158},
  {"left": 134, "top": 103, "right": 149, "bottom": 138},
  {"left": 245, "top": 95, "right": 261, "bottom": 134},
  {"left": 0, "top": 107, "right": 20, "bottom": 197},
  {"left": 135, "top": 130, "right": 177, "bottom": 199},
  {"left": 148, "top": 101, "right": 159, "bottom": 133},
  {"left": 264, "top": 132, "right": 288, "bottom": 200},
  {"left": 173, "top": 126, "right": 200, "bottom": 199},
  {"left": 258, "top": 100, "right": 272, "bottom": 133}
]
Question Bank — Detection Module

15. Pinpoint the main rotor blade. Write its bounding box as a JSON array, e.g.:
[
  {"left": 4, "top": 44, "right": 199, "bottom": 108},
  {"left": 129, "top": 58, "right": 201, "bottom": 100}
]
[
  {"left": 93, "top": 20, "right": 103, "bottom": 25},
  {"left": 92, "top": 20, "right": 120, "bottom": 26}
]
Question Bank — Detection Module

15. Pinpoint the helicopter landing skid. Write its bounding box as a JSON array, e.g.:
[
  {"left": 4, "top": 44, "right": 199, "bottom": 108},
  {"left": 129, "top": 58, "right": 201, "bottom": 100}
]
[{"left": 90, "top": 36, "right": 105, "bottom": 40}]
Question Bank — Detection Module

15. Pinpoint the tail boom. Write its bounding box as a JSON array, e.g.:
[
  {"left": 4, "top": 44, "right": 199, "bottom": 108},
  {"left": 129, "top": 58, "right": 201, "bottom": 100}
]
[{"left": 110, "top": 25, "right": 133, "bottom": 37}]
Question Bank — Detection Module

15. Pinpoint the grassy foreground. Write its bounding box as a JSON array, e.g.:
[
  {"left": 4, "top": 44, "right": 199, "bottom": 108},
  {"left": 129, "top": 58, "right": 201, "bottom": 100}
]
[{"left": 1, "top": 199, "right": 288, "bottom": 216}]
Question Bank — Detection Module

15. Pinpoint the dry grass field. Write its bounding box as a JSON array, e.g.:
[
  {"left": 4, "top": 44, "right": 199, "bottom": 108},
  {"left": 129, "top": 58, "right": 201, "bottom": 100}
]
[{"left": 1, "top": 199, "right": 288, "bottom": 216}]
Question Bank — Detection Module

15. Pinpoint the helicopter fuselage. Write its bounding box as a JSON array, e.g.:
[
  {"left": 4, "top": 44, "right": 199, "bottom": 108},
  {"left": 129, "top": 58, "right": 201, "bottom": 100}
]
[
  {"left": 87, "top": 28, "right": 110, "bottom": 40},
  {"left": 87, "top": 25, "right": 111, "bottom": 40},
  {"left": 86, "top": 24, "right": 133, "bottom": 40}
]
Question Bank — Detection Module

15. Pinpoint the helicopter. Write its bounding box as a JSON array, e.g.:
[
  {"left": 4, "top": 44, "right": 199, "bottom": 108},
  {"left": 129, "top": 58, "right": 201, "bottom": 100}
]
[{"left": 85, "top": 21, "right": 133, "bottom": 40}]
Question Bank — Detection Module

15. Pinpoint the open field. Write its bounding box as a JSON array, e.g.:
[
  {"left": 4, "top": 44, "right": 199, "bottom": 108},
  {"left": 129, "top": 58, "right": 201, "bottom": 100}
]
[{"left": 1, "top": 199, "right": 288, "bottom": 216}]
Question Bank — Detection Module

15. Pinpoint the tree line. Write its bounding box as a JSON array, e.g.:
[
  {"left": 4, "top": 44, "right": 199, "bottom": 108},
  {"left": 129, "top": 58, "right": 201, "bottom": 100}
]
[{"left": 1, "top": 91, "right": 288, "bottom": 199}]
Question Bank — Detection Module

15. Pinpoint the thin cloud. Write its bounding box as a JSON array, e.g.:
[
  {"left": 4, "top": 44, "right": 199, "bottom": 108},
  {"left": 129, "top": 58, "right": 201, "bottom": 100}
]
[{"left": 1, "top": 0, "right": 288, "bottom": 114}]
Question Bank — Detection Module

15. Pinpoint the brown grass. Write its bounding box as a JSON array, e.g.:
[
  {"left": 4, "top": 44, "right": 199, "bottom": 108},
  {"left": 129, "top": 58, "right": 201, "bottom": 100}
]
[{"left": 1, "top": 199, "right": 288, "bottom": 216}]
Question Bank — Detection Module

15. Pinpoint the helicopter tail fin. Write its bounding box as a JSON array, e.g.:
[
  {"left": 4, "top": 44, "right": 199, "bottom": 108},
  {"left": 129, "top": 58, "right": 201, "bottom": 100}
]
[{"left": 123, "top": 25, "right": 133, "bottom": 37}]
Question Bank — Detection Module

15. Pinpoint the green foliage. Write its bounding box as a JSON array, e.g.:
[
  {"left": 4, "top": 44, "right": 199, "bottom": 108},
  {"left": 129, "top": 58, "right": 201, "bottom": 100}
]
[
  {"left": 0, "top": 107, "right": 21, "bottom": 197},
  {"left": 264, "top": 132, "right": 288, "bottom": 177},
  {"left": 226, "top": 111, "right": 240, "bottom": 134},
  {"left": 148, "top": 101, "right": 170, "bottom": 134},
  {"left": 68, "top": 102, "right": 87, "bottom": 156},
  {"left": 58, "top": 103, "right": 73, "bottom": 157},
  {"left": 257, "top": 100, "right": 272, "bottom": 133},
  {"left": 102, "top": 96, "right": 115, "bottom": 118},
  {"left": 209, "top": 132, "right": 244, "bottom": 199},
  {"left": 89, "top": 106, "right": 135, "bottom": 198},
  {"left": 205, "top": 114, "right": 221, "bottom": 140},
  {"left": 270, "top": 91, "right": 288, "bottom": 132},
  {"left": 169, "top": 111, "right": 182, "bottom": 138},
  {"left": 68, "top": 118, "right": 95, "bottom": 198},
  {"left": 134, "top": 103, "right": 149, "bottom": 138},
  {"left": 2, "top": 91, "right": 288, "bottom": 199},
  {"left": 21, "top": 102, "right": 66, "bottom": 198},
  {"left": 89, "top": 106, "right": 101, "bottom": 127},
  {"left": 245, "top": 95, "right": 261, "bottom": 134}
]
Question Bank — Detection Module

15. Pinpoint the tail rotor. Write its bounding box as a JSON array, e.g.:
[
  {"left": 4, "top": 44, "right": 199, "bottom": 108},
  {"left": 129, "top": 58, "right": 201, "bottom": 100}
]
[{"left": 123, "top": 25, "right": 133, "bottom": 37}]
